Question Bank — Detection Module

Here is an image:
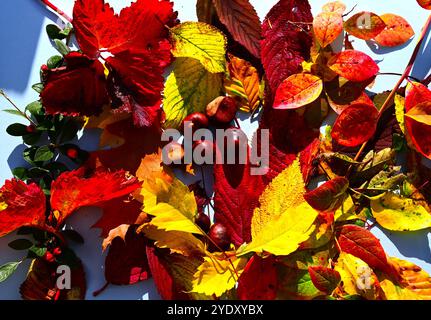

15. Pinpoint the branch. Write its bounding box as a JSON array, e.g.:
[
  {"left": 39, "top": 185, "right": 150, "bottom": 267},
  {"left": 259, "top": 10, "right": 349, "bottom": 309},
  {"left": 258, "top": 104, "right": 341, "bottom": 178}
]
[{"left": 39, "top": 0, "right": 72, "bottom": 23}]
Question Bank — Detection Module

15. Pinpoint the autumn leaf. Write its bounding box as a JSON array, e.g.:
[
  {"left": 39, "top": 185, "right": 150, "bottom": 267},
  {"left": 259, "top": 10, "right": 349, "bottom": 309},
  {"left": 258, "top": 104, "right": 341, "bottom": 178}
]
[
  {"left": 0, "top": 180, "right": 46, "bottom": 237},
  {"left": 374, "top": 14, "right": 415, "bottom": 47},
  {"left": 308, "top": 266, "right": 341, "bottom": 294},
  {"left": 192, "top": 253, "right": 247, "bottom": 297},
  {"left": 322, "top": 1, "right": 346, "bottom": 15},
  {"left": 313, "top": 12, "right": 343, "bottom": 48},
  {"left": 212, "top": 0, "right": 261, "bottom": 58},
  {"left": 261, "top": 0, "right": 313, "bottom": 94},
  {"left": 163, "top": 57, "right": 223, "bottom": 128},
  {"left": 395, "top": 94, "right": 406, "bottom": 134},
  {"left": 224, "top": 55, "right": 261, "bottom": 113},
  {"left": 50, "top": 168, "right": 140, "bottom": 226},
  {"left": 334, "top": 252, "right": 381, "bottom": 300},
  {"left": 237, "top": 255, "right": 278, "bottom": 300},
  {"left": 405, "top": 81, "right": 431, "bottom": 111},
  {"left": 338, "top": 224, "right": 390, "bottom": 273},
  {"left": 273, "top": 73, "right": 323, "bottom": 110},
  {"left": 105, "top": 226, "right": 150, "bottom": 285},
  {"left": 170, "top": 22, "right": 227, "bottom": 73},
  {"left": 327, "top": 50, "right": 379, "bottom": 82},
  {"left": 41, "top": 52, "right": 108, "bottom": 117},
  {"left": 331, "top": 103, "right": 379, "bottom": 147},
  {"left": 335, "top": 196, "right": 361, "bottom": 222},
  {"left": 328, "top": 91, "right": 374, "bottom": 114},
  {"left": 304, "top": 177, "right": 349, "bottom": 212},
  {"left": 417, "top": 0, "right": 431, "bottom": 10},
  {"left": 370, "top": 192, "right": 431, "bottom": 231},
  {"left": 380, "top": 257, "right": 431, "bottom": 300},
  {"left": 239, "top": 159, "right": 319, "bottom": 256},
  {"left": 344, "top": 12, "right": 386, "bottom": 40}
]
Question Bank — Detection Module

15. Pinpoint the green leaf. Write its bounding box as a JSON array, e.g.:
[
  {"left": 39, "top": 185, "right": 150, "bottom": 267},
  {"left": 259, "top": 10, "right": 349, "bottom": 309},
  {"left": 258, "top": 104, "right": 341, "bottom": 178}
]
[
  {"left": 23, "top": 132, "right": 42, "bottom": 146},
  {"left": 47, "top": 55, "right": 63, "bottom": 69},
  {"left": 27, "top": 167, "right": 50, "bottom": 179},
  {"left": 2, "top": 109, "right": 27, "bottom": 119},
  {"left": 32, "top": 83, "right": 44, "bottom": 93},
  {"left": 58, "top": 119, "right": 80, "bottom": 143},
  {"left": 27, "top": 246, "right": 47, "bottom": 259},
  {"left": 46, "top": 24, "right": 66, "bottom": 40},
  {"left": 8, "top": 239, "right": 33, "bottom": 250},
  {"left": 34, "top": 145, "right": 55, "bottom": 162},
  {"left": 23, "top": 147, "right": 38, "bottom": 165},
  {"left": 6, "top": 123, "right": 28, "bottom": 136},
  {"left": 0, "top": 262, "right": 21, "bottom": 283},
  {"left": 12, "top": 167, "right": 28, "bottom": 180},
  {"left": 25, "top": 101, "right": 43, "bottom": 115},
  {"left": 53, "top": 39, "right": 70, "bottom": 56}
]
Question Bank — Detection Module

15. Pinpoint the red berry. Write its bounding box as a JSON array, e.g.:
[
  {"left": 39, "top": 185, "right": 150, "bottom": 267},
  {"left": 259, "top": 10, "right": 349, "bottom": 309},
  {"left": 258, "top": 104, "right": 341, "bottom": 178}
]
[
  {"left": 52, "top": 247, "right": 62, "bottom": 256},
  {"left": 25, "top": 125, "right": 36, "bottom": 133},
  {"left": 208, "top": 223, "right": 230, "bottom": 251},
  {"left": 41, "top": 64, "right": 49, "bottom": 72},
  {"left": 206, "top": 96, "right": 238, "bottom": 124},
  {"left": 44, "top": 251, "right": 56, "bottom": 263},
  {"left": 181, "top": 112, "right": 209, "bottom": 134},
  {"left": 66, "top": 148, "right": 79, "bottom": 159},
  {"left": 195, "top": 212, "right": 211, "bottom": 233}
]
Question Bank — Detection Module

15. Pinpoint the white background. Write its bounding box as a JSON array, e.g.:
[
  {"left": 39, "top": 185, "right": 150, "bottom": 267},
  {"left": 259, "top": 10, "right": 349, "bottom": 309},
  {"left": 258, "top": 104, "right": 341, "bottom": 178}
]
[{"left": 0, "top": 0, "right": 431, "bottom": 300}]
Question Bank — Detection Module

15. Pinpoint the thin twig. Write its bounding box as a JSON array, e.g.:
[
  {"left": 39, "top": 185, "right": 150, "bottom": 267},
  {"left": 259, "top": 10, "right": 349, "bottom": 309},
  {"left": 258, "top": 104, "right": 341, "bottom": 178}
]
[
  {"left": 0, "top": 90, "right": 37, "bottom": 126},
  {"left": 40, "top": 0, "right": 72, "bottom": 23}
]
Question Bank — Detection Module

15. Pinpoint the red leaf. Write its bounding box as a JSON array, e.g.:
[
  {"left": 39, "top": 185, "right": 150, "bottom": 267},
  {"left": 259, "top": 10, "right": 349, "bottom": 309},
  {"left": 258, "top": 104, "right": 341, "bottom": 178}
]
[
  {"left": 338, "top": 224, "right": 390, "bottom": 272},
  {"left": 212, "top": 0, "right": 261, "bottom": 58},
  {"left": 261, "top": 0, "right": 313, "bottom": 94},
  {"left": 405, "top": 82, "right": 431, "bottom": 112},
  {"left": 308, "top": 266, "right": 341, "bottom": 294},
  {"left": 89, "top": 117, "right": 162, "bottom": 172},
  {"left": 331, "top": 103, "right": 379, "bottom": 147},
  {"left": 105, "top": 226, "right": 150, "bottom": 285},
  {"left": 328, "top": 50, "right": 379, "bottom": 82},
  {"left": 50, "top": 168, "right": 140, "bottom": 226},
  {"left": 417, "top": 0, "right": 431, "bottom": 10},
  {"left": 92, "top": 197, "right": 145, "bottom": 238},
  {"left": 304, "top": 176, "right": 349, "bottom": 212},
  {"left": 237, "top": 255, "right": 278, "bottom": 300},
  {"left": 0, "top": 180, "right": 46, "bottom": 237},
  {"left": 73, "top": 0, "right": 177, "bottom": 58},
  {"left": 405, "top": 102, "right": 431, "bottom": 159},
  {"left": 300, "top": 138, "right": 321, "bottom": 185},
  {"left": 213, "top": 149, "right": 264, "bottom": 246},
  {"left": 40, "top": 52, "right": 108, "bottom": 117}
]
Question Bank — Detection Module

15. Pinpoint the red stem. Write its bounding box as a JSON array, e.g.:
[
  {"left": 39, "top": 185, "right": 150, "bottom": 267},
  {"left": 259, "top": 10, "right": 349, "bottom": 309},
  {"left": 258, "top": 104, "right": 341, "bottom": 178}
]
[
  {"left": 351, "top": 14, "right": 431, "bottom": 163},
  {"left": 40, "top": 0, "right": 73, "bottom": 23}
]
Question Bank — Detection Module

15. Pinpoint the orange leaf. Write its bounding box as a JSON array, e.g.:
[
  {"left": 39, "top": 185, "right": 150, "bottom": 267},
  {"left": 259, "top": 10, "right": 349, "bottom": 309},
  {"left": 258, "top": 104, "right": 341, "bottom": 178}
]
[
  {"left": 344, "top": 12, "right": 386, "bottom": 40},
  {"left": 322, "top": 1, "right": 346, "bottom": 15},
  {"left": 405, "top": 81, "right": 431, "bottom": 111},
  {"left": 328, "top": 50, "right": 379, "bottom": 82},
  {"left": 331, "top": 103, "right": 379, "bottom": 147},
  {"left": 313, "top": 12, "right": 343, "bottom": 48},
  {"left": 405, "top": 102, "right": 431, "bottom": 159},
  {"left": 0, "top": 180, "right": 46, "bottom": 237},
  {"left": 417, "top": 0, "right": 431, "bottom": 9},
  {"left": 374, "top": 14, "right": 415, "bottom": 47},
  {"left": 273, "top": 73, "right": 323, "bottom": 110}
]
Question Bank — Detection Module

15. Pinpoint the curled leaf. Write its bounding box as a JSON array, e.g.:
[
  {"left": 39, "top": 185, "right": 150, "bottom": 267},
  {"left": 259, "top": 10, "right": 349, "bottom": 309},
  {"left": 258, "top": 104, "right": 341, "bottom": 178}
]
[{"left": 304, "top": 177, "right": 349, "bottom": 212}]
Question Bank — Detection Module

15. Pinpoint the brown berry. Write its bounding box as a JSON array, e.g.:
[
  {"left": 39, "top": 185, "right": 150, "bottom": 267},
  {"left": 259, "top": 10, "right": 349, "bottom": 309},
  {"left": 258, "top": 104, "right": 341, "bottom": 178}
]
[
  {"left": 181, "top": 112, "right": 209, "bottom": 134},
  {"left": 208, "top": 223, "right": 230, "bottom": 251},
  {"left": 195, "top": 212, "right": 211, "bottom": 233},
  {"left": 206, "top": 96, "right": 238, "bottom": 124}
]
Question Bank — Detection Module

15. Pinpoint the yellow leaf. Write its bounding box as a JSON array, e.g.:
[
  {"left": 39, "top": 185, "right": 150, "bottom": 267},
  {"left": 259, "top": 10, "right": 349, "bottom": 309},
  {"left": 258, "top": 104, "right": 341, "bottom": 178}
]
[
  {"left": 170, "top": 22, "right": 227, "bottom": 73},
  {"left": 102, "top": 224, "right": 129, "bottom": 251},
  {"left": 163, "top": 58, "right": 223, "bottom": 128},
  {"left": 370, "top": 192, "right": 431, "bottom": 231},
  {"left": 192, "top": 254, "right": 247, "bottom": 297},
  {"left": 380, "top": 257, "right": 431, "bottom": 300},
  {"left": 224, "top": 55, "right": 260, "bottom": 113},
  {"left": 334, "top": 252, "right": 380, "bottom": 300},
  {"left": 142, "top": 224, "right": 205, "bottom": 256},
  {"left": 405, "top": 102, "right": 431, "bottom": 126},
  {"left": 335, "top": 196, "right": 358, "bottom": 222},
  {"left": 395, "top": 94, "right": 406, "bottom": 134},
  {"left": 239, "top": 159, "right": 318, "bottom": 256}
]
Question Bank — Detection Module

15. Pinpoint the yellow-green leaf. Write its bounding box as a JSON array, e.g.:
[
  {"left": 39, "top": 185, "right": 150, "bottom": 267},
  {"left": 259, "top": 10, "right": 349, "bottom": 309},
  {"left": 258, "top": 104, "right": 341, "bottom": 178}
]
[
  {"left": 170, "top": 22, "right": 227, "bottom": 73},
  {"left": 163, "top": 58, "right": 222, "bottom": 128},
  {"left": 239, "top": 159, "right": 318, "bottom": 256},
  {"left": 192, "top": 254, "right": 247, "bottom": 297},
  {"left": 370, "top": 192, "right": 431, "bottom": 231},
  {"left": 395, "top": 94, "right": 406, "bottom": 134}
]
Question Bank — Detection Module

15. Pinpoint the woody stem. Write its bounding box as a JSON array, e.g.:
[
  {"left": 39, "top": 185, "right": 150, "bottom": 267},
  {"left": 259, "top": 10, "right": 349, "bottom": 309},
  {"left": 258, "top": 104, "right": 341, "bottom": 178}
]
[{"left": 39, "top": 0, "right": 73, "bottom": 23}]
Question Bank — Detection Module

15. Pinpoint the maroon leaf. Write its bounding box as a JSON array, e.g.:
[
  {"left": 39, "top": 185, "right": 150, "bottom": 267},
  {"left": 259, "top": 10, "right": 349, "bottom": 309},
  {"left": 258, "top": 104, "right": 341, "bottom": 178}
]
[
  {"left": 105, "top": 226, "right": 150, "bottom": 285},
  {"left": 308, "top": 266, "right": 341, "bottom": 294},
  {"left": 261, "top": 0, "right": 313, "bottom": 95},
  {"left": 338, "top": 225, "right": 390, "bottom": 272},
  {"left": 237, "top": 255, "right": 278, "bottom": 300},
  {"left": 304, "top": 177, "right": 349, "bottom": 212}
]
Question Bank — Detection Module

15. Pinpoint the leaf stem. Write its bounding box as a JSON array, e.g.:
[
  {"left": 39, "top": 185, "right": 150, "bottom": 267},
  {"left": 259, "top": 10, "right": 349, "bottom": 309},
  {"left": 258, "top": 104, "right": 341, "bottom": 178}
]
[
  {"left": 39, "top": 0, "right": 72, "bottom": 23},
  {"left": 350, "top": 14, "right": 431, "bottom": 164},
  {"left": 0, "top": 90, "right": 37, "bottom": 126}
]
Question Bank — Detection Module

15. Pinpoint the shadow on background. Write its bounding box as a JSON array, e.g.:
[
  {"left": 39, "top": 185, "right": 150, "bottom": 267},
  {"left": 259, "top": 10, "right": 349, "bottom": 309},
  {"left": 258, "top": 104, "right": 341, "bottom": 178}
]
[
  {"left": 0, "top": 0, "right": 56, "bottom": 92},
  {"left": 411, "top": 27, "right": 431, "bottom": 80}
]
